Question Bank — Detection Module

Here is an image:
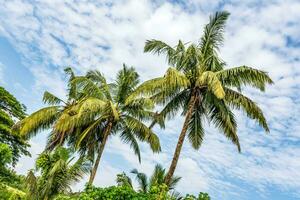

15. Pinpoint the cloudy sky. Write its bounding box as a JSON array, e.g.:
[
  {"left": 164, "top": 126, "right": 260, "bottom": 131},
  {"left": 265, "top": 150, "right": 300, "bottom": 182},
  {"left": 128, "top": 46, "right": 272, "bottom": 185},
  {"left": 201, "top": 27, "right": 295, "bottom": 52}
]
[{"left": 1, "top": 0, "right": 300, "bottom": 199}]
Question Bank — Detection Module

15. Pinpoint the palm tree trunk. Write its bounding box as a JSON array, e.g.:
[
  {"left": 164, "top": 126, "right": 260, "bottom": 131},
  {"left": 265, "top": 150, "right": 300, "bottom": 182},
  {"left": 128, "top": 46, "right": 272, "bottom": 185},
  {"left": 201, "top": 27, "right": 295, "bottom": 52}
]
[
  {"left": 88, "top": 122, "right": 113, "bottom": 185},
  {"left": 165, "top": 95, "right": 196, "bottom": 186}
]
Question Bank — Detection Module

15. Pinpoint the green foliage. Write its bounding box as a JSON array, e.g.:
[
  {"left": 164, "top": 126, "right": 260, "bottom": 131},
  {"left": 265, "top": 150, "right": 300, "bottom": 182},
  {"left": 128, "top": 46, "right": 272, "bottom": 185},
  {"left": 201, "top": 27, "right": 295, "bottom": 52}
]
[
  {"left": 78, "top": 186, "right": 150, "bottom": 200},
  {"left": 0, "top": 143, "right": 26, "bottom": 194},
  {"left": 0, "top": 86, "right": 26, "bottom": 119},
  {"left": 53, "top": 185, "right": 211, "bottom": 200},
  {"left": 0, "top": 87, "right": 30, "bottom": 165},
  {"left": 184, "top": 192, "right": 211, "bottom": 200},
  {"left": 0, "top": 143, "right": 13, "bottom": 165},
  {"left": 116, "top": 172, "right": 133, "bottom": 188},
  {"left": 16, "top": 66, "right": 161, "bottom": 185},
  {"left": 131, "top": 164, "right": 181, "bottom": 193},
  {"left": 0, "top": 183, "right": 26, "bottom": 200},
  {"left": 25, "top": 147, "right": 91, "bottom": 200}
]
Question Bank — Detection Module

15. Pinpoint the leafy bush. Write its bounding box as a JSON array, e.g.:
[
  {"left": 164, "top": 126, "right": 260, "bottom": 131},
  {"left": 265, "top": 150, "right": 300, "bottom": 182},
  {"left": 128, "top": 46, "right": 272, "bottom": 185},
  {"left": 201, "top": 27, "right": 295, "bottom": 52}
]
[
  {"left": 79, "top": 186, "right": 150, "bottom": 200},
  {"left": 54, "top": 185, "right": 210, "bottom": 200}
]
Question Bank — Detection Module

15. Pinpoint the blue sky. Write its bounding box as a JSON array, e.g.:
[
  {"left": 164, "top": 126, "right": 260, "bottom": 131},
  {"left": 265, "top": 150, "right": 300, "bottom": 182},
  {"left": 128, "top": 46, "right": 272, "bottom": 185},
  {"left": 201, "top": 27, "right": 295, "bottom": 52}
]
[{"left": 0, "top": 0, "right": 300, "bottom": 199}]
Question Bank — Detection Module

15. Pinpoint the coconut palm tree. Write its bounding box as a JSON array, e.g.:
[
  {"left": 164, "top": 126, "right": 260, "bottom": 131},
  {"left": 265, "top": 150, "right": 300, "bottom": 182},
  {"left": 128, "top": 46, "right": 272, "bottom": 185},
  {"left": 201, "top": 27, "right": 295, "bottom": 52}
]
[
  {"left": 52, "top": 65, "right": 161, "bottom": 184},
  {"left": 131, "top": 164, "right": 181, "bottom": 193},
  {"left": 129, "top": 11, "right": 273, "bottom": 186},
  {"left": 25, "top": 147, "right": 90, "bottom": 200}
]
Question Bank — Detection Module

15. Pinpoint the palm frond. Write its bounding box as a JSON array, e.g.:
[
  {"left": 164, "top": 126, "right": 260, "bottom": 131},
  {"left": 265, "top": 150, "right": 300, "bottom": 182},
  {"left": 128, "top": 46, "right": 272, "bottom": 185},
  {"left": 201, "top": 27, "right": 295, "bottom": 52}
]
[
  {"left": 144, "top": 40, "right": 177, "bottom": 65},
  {"left": 187, "top": 103, "right": 205, "bottom": 150},
  {"left": 72, "top": 76, "right": 104, "bottom": 99},
  {"left": 76, "top": 117, "right": 104, "bottom": 148},
  {"left": 217, "top": 66, "right": 273, "bottom": 91},
  {"left": 200, "top": 11, "right": 230, "bottom": 55},
  {"left": 197, "top": 71, "right": 225, "bottom": 99},
  {"left": 64, "top": 67, "right": 78, "bottom": 100},
  {"left": 120, "top": 128, "right": 141, "bottom": 162},
  {"left": 131, "top": 169, "right": 148, "bottom": 193},
  {"left": 169, "top": 175, "right": 181, "bottom": 190},
  {"left": 115, "top": 64, "right": 140, "bottom": 104},
  {"left": 149, "top": 164, "right": 165, "bottom": 187},
  {"left": 43, "top": 91, "right": 65, "bottom": 105},
  {"left": 124, "top": 116, "right": 161, "bottom": 152},
  {"left": 86, "top": 70, "right": 113, "bottom": 101},
  {"left": 205, "top": 92, "right": 240, "bottom": 151},
  {"left": 225, "top": 88, "right": 269, "bottom": 132},
  {"left": 15, "top": 106, "right": 60, "bottom": 138}
]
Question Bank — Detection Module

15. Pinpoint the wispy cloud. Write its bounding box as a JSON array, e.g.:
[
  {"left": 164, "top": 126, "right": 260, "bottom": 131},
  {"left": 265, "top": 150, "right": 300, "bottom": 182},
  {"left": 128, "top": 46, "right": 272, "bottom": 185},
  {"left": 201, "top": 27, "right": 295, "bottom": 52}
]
[{"left": 0, "top": 0, "right": 300, "bottom": 199}]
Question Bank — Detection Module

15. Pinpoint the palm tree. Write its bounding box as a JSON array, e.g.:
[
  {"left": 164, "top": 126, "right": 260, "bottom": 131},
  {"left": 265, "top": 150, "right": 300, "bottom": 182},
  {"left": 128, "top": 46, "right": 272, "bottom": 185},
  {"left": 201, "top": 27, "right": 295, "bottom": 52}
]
[
  {"left": 129, "top": 11, "right": 273, "bottom": 186},
  {"left": 131, "top": 164, "right": 181, "bottom": 193},
  {"left": 53, "top": 65, "right": 161, "bottom": 184},
  {"left": 25, "top": 147, "right": 90, "bottom": 200},
  {"left": 14, "top": 67, "right": 83, "bottom": 148}
]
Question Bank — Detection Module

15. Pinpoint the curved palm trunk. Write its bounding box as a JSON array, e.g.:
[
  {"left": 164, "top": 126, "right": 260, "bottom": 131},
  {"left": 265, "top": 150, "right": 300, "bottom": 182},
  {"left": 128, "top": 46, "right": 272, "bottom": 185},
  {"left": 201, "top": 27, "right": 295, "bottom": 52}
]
[
  {"left": 88, "top": 122, "right": 113, "bottom": 185},
  {"left": 165, "top": 95, "right": 196, "bottom": 186}
]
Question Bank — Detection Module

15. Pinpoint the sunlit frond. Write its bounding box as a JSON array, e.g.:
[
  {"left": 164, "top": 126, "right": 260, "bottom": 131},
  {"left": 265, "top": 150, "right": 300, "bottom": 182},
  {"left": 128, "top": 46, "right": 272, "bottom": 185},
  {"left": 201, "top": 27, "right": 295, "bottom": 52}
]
[
  {"left": 197, "top": 71, "right": 225, "bottom": 99},
  {"left": 217, "top": 66, "right": 273, "bottom": 91},
  {"left": 165, "top": 67, "right": 190, "bottom": 90},
  {"left": 16, "top": 106, "right": 60, "bottom": 138}
]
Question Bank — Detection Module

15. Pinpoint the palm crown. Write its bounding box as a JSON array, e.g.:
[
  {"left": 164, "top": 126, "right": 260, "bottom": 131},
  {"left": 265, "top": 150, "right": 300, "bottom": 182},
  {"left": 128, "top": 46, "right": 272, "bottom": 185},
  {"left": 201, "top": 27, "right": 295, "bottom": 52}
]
[
  {"left": 25, "top": 147, "right": 90, "bottom": 200},
  {"left": 130, "top": 11, "right": 273, "bottom": 185},
  {"left": 16, "top": 66, "right": 161, "bottom": 185},
  {"left": 51, "top": 65, "right": 161, "bottom": 184},
  {"left": 131, "top": 164, "right": 181, "bottom": 193}
]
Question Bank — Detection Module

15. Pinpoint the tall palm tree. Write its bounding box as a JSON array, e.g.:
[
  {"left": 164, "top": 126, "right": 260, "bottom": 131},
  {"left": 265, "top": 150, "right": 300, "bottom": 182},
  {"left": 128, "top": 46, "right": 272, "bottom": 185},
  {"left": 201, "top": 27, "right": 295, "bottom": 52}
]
[
  {"left": 25, "top": 147, "right": 90, "bottom": 200},
  {"left": 129, "top": 11, "right": 273, "bottom": 186},
  {"left": 52, "top": 65, "right": 161, "bottom": 184},
  {"left": 131, "top": 164, "right": 181, "bottom": 193}
]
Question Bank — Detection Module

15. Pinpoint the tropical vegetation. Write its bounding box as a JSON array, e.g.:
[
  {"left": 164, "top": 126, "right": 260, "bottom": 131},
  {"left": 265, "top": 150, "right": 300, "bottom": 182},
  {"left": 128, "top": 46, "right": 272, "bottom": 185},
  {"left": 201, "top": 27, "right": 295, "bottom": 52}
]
[
  {"left": 0, "top": 11, "right": 273, "bottom": 200},
  {"left": 25, "top": 147, "right": 91, "bottom": 200}
]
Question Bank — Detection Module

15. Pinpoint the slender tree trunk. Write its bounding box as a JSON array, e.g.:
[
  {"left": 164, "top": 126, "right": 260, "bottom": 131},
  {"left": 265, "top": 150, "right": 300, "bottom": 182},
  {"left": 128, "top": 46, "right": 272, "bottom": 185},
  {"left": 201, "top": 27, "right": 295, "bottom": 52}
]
[
  {"left": 88, "top": 122, "right": 113, "bottom": 185},
  {"left": 165, "top": 95, "right": 196, "bottom": 186}
]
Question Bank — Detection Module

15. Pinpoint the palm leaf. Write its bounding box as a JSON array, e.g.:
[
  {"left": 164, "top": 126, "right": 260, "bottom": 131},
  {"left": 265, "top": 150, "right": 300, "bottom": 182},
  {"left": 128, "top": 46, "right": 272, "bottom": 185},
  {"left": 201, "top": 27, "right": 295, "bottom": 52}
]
[
  {"left": 120, "top": 128, "right": 141, "bottom": 162},
  {"left": 225, "top": 88, "right": 269, "bottom": 132},
  {"left": 131, "top": 169, "right": 148, "bottom": 193},
  {"left": 16, "top": 106, "right": 60, "bottom": 138},
  {"left": 217, "top": 66, "right": 273, "bottom": 91},
  {"left": 197, "top": 71, "right": 225, "bottom": 99},
  {"left": 43, "top": 91, "right": 65, "bottom": 105},
  {"left": 200, "top": 11, "right": 230, "bottom": 55}
]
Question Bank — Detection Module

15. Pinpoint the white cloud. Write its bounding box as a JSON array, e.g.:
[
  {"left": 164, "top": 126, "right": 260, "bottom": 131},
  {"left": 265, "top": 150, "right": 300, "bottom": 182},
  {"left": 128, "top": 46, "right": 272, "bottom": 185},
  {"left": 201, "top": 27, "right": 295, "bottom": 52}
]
[{"left": 1, "top": 0, "right": 300, "bottom": 199}]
